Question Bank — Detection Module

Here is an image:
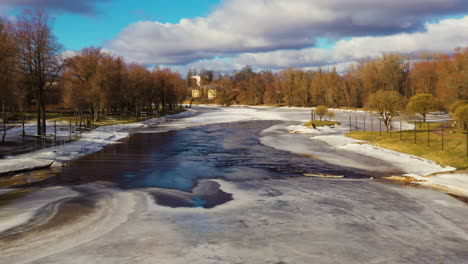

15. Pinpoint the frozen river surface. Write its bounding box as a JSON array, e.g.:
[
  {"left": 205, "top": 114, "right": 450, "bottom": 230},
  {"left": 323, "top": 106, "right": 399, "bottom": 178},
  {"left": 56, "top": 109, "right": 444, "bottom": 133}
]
[{"left": 0, "top": 106, "right": 467, "bottom": 264}]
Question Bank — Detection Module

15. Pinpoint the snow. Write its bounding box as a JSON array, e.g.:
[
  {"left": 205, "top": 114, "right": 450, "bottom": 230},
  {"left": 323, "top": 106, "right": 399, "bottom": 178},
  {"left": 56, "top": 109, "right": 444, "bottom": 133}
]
[
  {"left": 314, "top": 135, "right": 363, "bottom": 147},
  {"left": 140, "top": 106, "right": 287, "bottom": 133},
  {"left": 2, "top": 178, "right": 468, "bottom": 263},
  {"left": 420, "top": 173, "right": 468, "bottom": 197},
  {"left": 0, "top": 110, "right": 195, "bottom": 175},
  {"left": 256, "top": 107, "right": 464, "bottom": 196},
  {"left": 0, "top": 157, "right": 54, "bottom": 175},
  {"left": 285, "top": 125, "right": 318, "bottom": 134},
  {"left": 337, "top": 141, "right": 455, "bottom": 175},
  {"left": 0, "top": 186, "right": 79, "bottom": 233},
  {"left": 286, "top": 125, "right": 343, "bottom": 135},
  {"left": 1, "top": 105, "right": 466, "bottom": 198},
  {"left": 282, "top": 116, "right": 452, "bottom": 176},
  {"left": 1, "top": 106, "right": 468, "bottom": 263}
]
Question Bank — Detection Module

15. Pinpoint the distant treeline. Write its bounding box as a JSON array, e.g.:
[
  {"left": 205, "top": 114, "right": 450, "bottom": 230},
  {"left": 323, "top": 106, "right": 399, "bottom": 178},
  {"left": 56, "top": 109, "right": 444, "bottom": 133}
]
[{"left": 190, "top": 48, "right": 467, "bottom": 109}]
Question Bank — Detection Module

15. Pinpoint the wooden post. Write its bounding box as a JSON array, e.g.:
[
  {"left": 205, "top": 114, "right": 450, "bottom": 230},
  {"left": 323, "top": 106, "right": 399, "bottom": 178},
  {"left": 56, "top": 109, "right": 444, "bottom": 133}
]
[
  {"left": 54, "top": 121, "right": 57, "bottom": 144},
  {"left": 414, "top": 122, "right": 417, "bottom": 144},
  {"left": 70, "top": 120, "right": 72, "bottom": 141},
  {"left": 379, "top": 119, "right": 382, "bottom": 136},
  {"left": 389, "top": 122, "right": 392, "bottom": 138},
  {"left": 363, "top": 116, "right": 366, "bottom": 132},
  {"left": 427, "top": 123, "right": 430, "bottom": 148},
  {"left": 441, "top": 127, "right": 444, "bottom": 151},
  {"left": 22, "top": 115, "right": 25, "bottom": 137},
  {"left": 313, "top": 112, "right": 316, "bottom": 126},
  {"left": 400, "top": 119, "right": 402, "bottom": 141},
  {"left": 355, "top": 116, "right": 358, "bottom": 131},
  {"left": 349, "top": 116, "right": 352, "bottom": 132}
]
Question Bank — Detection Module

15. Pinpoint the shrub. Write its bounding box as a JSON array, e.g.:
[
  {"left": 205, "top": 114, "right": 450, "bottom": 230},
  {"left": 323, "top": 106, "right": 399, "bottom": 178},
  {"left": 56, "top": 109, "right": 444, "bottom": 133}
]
[{"left": 315, "top": 106, "right": 328, "bottom": 121}]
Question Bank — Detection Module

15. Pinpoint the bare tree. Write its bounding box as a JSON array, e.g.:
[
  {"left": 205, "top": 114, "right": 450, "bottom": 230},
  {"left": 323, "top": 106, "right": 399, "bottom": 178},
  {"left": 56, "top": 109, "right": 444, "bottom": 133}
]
[
  {"left": 14, "top": 10, "right": 65, "bottom": 135},
  {"left": 0, "top": 19, "right": 17, "bottom": 143}
]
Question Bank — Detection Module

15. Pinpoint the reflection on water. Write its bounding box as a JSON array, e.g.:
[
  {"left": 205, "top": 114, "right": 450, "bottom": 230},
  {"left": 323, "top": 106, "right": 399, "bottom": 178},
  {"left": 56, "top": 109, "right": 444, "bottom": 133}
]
[{"left": 7, "top": 121, "right": 378, "bottom": 192}]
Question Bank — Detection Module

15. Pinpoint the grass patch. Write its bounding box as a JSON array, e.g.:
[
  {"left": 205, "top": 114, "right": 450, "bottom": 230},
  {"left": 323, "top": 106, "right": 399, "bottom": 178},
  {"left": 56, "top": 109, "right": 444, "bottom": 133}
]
[
  {"left": 52, "top": 116, "right": 142, "bottom": 126},
  {"left": 50, "top": 108, "right": 187, "bottom": 126},
  {"left": 347, "top": 123, "right": 468, "bottom": 170},
  {"left": 304, "top": 120, "right": 341, "bottom": 127},
  {"left": 23, "top": 112, "right": 75, "bottom": 120}
]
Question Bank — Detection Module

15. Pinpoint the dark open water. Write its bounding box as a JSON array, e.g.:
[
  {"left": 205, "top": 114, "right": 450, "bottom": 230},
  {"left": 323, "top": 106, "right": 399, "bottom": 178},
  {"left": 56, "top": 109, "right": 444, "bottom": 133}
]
[{"left": 31, "top": 121, "right": 378, "bottom": 192}]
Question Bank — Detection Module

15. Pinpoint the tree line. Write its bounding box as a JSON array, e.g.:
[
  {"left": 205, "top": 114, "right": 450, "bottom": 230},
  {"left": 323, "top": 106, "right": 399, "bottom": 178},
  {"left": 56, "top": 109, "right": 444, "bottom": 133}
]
[
  {"left": 192, "top": 50, "right": 467, "bottom": 109},
  {"left": 190, "top": 49, "right": 467, "bottom": 129},
  {"left": 0, "top": 10, "right": 188, "bottom": 140},
  {"left": 1, "top": 10, "right": 467, "bottom": 142}
]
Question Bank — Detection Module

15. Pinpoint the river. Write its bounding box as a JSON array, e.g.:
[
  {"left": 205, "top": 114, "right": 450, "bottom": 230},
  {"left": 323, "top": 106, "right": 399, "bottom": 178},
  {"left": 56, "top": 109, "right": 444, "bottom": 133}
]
[{"left": 0, "top": 106, "right": 467, "bottom": 264}]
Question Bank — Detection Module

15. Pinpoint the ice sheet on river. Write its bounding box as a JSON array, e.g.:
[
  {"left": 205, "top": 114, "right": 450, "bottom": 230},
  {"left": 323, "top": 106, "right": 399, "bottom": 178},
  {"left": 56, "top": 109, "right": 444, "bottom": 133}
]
[{"left": 1, "top": 178, "right": 468, "bottom": 263}]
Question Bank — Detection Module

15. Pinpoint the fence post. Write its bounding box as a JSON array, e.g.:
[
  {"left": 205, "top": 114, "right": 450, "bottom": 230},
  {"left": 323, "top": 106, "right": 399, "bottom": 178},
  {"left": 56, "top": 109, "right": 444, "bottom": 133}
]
[
  {"left": 54, "top": 121, "right": 57, "bottom": 144},
  {"left": 379, "top": 119, "right": 382, "bottom": 136},
  {"left": 441, "top": 127, "right": 444, "bottom": 151},
  {"left": 363, "top": 116, "right": 366, "bottom": 132},
  {"left": 355, "top": 116, "right": 358, "bottom": 131},
  {"left": 70, "top": 120, "right": 72, "bottom": 141},
  {"left": 414, "top": 122, "right": 417, "bottom": 144},
  {"left": 313, "top": 112, "right": 316, "bottom": 126},
  {"left": 427, "top": 123, "right": 430, "bottom": 148},
  {"left": 400, "top": 119, "right": 402, "bottom": 141},
  {"left": 389, "top": 121, "right": 392, "bottom": 138},
  {"left": 349, "top": 116, "right": 352, "bottom": 132}
]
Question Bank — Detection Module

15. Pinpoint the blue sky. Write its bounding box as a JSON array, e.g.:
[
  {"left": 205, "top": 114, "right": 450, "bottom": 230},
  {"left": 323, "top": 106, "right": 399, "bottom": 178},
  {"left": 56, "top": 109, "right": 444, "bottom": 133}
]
[
  {"left": 4, "top": 0, "right": 220, "bottom": 51},
  {"left": 53, "top": 0, "right": 219, "bottom": 51},
  {"left": 1, "top": 0, "right": 467, "bottom": 72}
]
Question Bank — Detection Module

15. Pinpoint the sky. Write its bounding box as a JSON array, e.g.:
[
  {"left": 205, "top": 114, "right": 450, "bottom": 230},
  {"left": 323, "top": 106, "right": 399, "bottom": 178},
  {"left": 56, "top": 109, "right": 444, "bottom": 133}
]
[{"left": 1, "top": 0, "right": 468, "bottom": 74}]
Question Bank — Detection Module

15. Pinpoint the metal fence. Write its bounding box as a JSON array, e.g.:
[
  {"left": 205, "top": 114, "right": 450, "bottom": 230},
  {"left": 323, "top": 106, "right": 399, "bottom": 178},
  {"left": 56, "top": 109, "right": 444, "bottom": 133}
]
[{"left": 346, "top": 115, "right": 468, "bottom": 157}]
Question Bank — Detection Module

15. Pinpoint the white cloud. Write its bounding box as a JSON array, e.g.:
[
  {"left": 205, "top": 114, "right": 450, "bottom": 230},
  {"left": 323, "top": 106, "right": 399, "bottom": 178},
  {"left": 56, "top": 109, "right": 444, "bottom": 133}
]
[
  {"left": 165, "top": 16, "right": 468, "bottom": 73},
  {"left": 107, "top": 0, "right": 468, "bottom": 65}
]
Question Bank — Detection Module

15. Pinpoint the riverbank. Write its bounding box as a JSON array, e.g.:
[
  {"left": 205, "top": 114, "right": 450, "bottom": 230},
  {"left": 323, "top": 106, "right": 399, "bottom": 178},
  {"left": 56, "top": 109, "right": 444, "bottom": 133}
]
[
  {"left": 286, "top": 118, "right": 468, "bottom": 199},
  {"left": 0, "top": 110, "right": 194, "bottom": 175}
]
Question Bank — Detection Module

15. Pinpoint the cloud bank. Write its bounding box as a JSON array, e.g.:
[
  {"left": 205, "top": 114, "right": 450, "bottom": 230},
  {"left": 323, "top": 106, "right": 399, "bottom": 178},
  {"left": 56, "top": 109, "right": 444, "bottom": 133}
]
[
  {"left": 163, "top": 16, "right": 468, "bottom": 73},
  {"left": 108, "top": 0, "right": 468, "bottom": 67}
]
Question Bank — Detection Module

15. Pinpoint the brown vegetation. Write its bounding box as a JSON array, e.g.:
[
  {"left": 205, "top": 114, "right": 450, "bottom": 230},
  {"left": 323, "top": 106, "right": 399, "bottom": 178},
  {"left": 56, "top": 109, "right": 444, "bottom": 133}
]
[{"left": 1, "top": 9, "right": 467, "bottom": 143}]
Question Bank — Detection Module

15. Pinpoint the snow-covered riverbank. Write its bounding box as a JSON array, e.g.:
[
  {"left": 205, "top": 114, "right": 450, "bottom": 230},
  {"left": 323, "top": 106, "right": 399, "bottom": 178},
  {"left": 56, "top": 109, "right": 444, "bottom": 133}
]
[
  {"left": 0, "top": 110, "right": 194, "bottom": 175},
  {"left": 1, "top": 106, "right": 467, "bottom": 264},
  {"left": 1, "top": 105, "right": 466, "bottom": 198},
  {"left": 283, "top": 115, "right": 466, "bottom": 198}
]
